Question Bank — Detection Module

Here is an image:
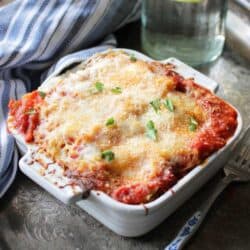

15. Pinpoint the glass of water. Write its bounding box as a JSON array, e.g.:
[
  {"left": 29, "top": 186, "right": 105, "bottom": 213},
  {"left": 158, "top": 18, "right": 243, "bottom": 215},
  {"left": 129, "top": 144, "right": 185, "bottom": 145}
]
[{"left": 141, "top": 0, "right": 228, "bottom": 66}]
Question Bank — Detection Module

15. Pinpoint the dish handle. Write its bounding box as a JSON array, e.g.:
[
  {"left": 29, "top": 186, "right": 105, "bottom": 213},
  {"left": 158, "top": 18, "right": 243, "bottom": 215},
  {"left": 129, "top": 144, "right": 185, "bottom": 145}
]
[{"left": 19, "top": 150, "right": 85, "bottom": 204}]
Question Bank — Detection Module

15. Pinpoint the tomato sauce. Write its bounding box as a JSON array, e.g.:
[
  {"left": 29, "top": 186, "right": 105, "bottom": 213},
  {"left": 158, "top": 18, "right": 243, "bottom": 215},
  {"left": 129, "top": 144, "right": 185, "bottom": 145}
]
[
  {"left": 8, "top": 91, "right": 44, "bottom": 142},
  {"left": 112, "top": 168, "right": 177, "bottom": 204}
]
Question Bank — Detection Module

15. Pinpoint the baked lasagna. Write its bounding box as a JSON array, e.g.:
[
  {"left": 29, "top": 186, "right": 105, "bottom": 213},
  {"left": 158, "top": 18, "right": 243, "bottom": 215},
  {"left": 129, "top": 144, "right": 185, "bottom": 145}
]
[{"left": 8, "top": 50, "right": 237, "bottom": 204}]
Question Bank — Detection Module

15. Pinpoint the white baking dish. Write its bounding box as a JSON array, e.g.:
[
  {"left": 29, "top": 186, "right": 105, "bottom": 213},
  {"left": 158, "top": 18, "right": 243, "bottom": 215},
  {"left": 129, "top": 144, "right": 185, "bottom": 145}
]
[{"left": 13, "top": 49, "right": 242, "bottom": 237}]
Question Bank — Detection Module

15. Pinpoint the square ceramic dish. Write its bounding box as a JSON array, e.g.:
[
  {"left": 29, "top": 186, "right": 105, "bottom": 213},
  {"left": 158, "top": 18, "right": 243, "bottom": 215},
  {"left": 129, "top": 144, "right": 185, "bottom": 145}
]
[{"left": 14, "top": 49, "right": 242, "bottom": 237}]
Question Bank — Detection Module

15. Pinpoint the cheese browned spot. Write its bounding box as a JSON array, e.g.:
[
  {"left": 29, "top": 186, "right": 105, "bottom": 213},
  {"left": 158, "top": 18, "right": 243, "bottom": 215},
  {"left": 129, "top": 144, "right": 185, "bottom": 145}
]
[{"left": 8, "top": 50, "right": 237, "bottom": 204}]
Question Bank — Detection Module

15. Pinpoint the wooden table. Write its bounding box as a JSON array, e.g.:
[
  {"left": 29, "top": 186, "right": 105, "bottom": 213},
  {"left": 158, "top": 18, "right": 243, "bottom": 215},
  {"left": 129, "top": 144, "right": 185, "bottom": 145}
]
[{"left": 1, "top": 21, "right": 250, "bottom": 250}]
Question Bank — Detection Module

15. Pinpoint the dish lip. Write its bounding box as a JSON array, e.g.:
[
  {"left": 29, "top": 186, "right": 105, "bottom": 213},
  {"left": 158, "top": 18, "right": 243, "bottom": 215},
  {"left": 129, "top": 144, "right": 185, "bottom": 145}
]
[{"left": 13, "top": 48, "right": 243, "bottom": 213}]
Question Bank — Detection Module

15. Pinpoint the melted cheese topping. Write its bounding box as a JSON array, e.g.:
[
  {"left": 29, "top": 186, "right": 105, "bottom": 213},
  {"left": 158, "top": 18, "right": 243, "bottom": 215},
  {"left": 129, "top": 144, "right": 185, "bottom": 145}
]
[{"left": 34, "top": 51, "right": 205, "bottom": 183}]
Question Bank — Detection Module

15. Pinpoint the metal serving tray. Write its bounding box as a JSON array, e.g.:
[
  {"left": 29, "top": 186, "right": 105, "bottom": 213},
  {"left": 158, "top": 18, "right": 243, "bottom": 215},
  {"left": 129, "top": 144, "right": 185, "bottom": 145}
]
[{"left": 14, "top": 49, "right": 242, "bottom": 237}]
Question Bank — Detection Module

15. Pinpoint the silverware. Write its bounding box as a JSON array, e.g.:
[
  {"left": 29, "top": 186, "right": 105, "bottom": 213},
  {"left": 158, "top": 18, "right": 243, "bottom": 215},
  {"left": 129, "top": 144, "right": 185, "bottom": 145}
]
[{"left": 165, "top": 125, "right": 250, "bottom": 250}]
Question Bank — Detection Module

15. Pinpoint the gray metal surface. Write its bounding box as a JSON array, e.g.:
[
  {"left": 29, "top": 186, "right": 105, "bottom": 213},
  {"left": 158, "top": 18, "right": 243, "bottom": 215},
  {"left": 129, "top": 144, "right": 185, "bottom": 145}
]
[{"left": 1, "top": 22, "right": 250, "bottom": 250}]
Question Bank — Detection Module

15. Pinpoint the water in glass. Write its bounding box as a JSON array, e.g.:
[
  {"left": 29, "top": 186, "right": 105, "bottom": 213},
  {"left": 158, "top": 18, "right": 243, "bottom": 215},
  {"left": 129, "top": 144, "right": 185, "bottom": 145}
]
[{"left": 141, "top": 0, "right": 228, "bottom": 66}]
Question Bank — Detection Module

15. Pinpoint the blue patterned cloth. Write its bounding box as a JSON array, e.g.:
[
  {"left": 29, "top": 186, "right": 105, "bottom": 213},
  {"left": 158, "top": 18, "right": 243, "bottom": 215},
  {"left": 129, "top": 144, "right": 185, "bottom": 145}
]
[{"left": 0, "top": 0, "right": 141, "bottom": 197}]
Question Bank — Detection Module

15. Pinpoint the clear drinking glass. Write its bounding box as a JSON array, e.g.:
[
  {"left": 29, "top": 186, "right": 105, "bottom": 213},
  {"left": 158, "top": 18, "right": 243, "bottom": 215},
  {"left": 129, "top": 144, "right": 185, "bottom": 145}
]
[{"left": 141, "top": 0, "right": 228, "bottom": 66}]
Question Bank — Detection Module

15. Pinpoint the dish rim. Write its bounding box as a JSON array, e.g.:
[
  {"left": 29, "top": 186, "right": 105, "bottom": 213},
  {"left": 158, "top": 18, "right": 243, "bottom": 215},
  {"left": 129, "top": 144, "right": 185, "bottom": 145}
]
[{"left": 14, "top": 48, "right": 243, "bottom": 213}]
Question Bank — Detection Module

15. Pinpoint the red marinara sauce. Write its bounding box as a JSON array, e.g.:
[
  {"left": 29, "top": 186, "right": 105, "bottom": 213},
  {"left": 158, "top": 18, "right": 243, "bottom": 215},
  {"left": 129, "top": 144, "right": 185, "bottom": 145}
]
[
  {"left": 112, "top": 168, "right": 177, "bottom": 204},
  {"left": 180, "top": 79, "right": 238, "bottom": 159},
  {"left": 8, "top": 91, "right": 44, "bottom": 142}
]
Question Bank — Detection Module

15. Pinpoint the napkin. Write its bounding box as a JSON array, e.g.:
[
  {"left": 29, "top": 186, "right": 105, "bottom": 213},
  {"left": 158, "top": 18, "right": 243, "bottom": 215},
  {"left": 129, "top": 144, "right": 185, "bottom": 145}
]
[{"left": 0, "top": 0, "right": 141, "bottom": 197}]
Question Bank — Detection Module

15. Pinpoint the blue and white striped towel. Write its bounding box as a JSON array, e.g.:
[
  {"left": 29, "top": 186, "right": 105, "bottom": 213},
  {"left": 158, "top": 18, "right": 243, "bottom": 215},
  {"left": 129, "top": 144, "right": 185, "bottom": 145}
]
[{"left": 0, "top": 0, "right": 141, "bottom": 198}]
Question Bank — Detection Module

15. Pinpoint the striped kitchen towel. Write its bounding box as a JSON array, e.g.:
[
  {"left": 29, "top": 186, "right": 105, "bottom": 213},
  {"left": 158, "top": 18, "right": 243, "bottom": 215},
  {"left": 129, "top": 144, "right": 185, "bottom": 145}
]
[{"left": 0, "top": 0, "right": 141, "bottom": 197}]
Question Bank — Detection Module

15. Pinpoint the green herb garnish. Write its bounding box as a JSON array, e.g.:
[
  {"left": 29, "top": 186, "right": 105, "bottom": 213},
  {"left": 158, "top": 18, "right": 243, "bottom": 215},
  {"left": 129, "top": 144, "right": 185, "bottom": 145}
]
[
  {"left": 146, "top": 120, "right": 157, "bottom": 140},
  {"left": 94, "top": 82, "right": 104, "bottom": 92},
  {"left": 25, "top": 109, "right": 36, "bottom": 115},
  {"left": 189, "top": 117, "right": 198, "bottom": 131},
  {"left": 111, "top": 87, "right": 122, "bottom": 94},
  {"left": 164, "top": 99, "right": 174, "bottom": 112},
  {"left": 130, "top": 54, "right": 137, "bottom": 62},
  {"left": 38, "top": 91, "right": 46, "bottom": 99},
  {"left": 101, "top": 150, "right": 115, "bottom": 162},
  {"left": 106, "top": 117, "right": 115, "bottom": 126},
  {"left": 150, "top": 98, "right": 161, "bottom": 113}
]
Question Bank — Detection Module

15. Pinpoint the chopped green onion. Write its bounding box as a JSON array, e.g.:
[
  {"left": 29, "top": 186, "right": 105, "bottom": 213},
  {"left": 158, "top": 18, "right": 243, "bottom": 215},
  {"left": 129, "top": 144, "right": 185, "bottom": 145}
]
[
  {"left": 146, "top": 120, "right": 157, "bottom": 140},
  {"left": 111, "top": 87, "right": 122, "bottom": 94},
  {"left": 101, "top": 150, "right": 115, "bottom": 162},
  {"left": 38, "top": 91, "right": 46, "bottom": 98},
  {"left": 94, "top": 82, "right": 104, "bottom": 92},
  {"left": 189, "top": 117, "right": 198, "bottom": 131},
  {"left": 25, "top": 109, "right": 36, "bottom": 115},
  {"left": 106, "top": 117, "right": 115, "bottom": 126},
  {"left": 130, "top": 54, "right": 137, "bottom": 62},
  {"left": 164, "top": 99, "right": 174, "bottom": 112},
  {"left": 150, "top": 98, "right": 161, "bottom": 113}
]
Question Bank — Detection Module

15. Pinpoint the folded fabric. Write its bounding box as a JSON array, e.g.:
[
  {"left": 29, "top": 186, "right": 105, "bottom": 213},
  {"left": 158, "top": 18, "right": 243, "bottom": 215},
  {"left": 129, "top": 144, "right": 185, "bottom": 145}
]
[{"left": 0, "top": 0, "right": 141, "bottom": 198}]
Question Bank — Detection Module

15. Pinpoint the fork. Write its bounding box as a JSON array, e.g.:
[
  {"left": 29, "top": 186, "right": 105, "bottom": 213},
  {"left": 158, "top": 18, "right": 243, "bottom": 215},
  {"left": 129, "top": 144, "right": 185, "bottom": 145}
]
[{"left": 165, "top": 125, "right": 250, "bottom": 250}]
